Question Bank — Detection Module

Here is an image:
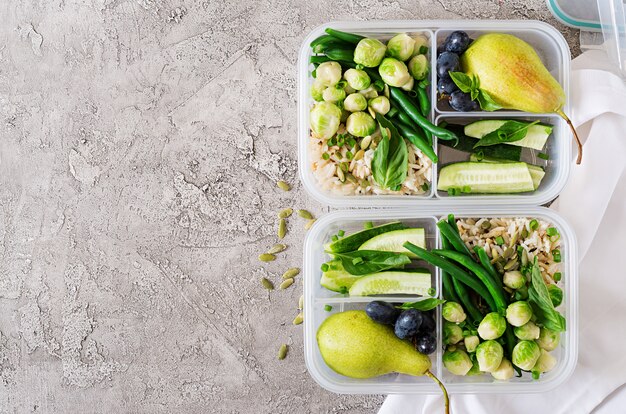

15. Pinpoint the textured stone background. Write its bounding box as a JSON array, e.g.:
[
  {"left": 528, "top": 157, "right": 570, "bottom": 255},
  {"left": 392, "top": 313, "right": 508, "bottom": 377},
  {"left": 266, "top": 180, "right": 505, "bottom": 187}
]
[{"left": 0, "top": 1, "right": 580, "bottom": 413}]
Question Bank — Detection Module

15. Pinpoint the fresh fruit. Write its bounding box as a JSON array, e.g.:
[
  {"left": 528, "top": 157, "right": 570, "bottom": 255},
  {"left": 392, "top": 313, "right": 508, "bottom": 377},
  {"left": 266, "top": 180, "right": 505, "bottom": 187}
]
[
  {"left": 357, "top": 228, "right": 425, "bottom": 259},
  {"left": 460, "top": 33, "right": 582, "bottom": 163},
  {"left": 394, "top": 309, "right": 423, "bottom": 339},
  {"left": 316, "top": 310, "right": 431, "bottom": 378},
  {"left": 418, "top": 312, "right": 436, "bottom": 333},
  {"left": 348, "top": 270, "right": 431, "bottom": 296},
  {"left": 436, "top": 52, "right": 460, "bottom": 78},
  {"left": 449, "top": 90, "right": 479, "bottom": 112},
  {"left": 437, "top": 162, "right": 535, "bottom": 194},
  {"left": 437, "top": 77, "right": 459, "bottom": 95},
  {"left": 415, "top": 332, "right": 437, "bottom": 355},
  {"left": 324, "top": 221, "right": 406, "bottom": 253},
  {"left": 365, "top": 300, "right": 400, "bottom": 325},
  {"left": 443, "top": 31, "right": 471, "bottom": 54}
]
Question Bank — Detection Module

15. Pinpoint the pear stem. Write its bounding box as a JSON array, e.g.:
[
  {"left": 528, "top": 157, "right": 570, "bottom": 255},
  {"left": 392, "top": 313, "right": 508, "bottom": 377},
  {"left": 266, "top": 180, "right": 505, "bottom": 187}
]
[
  {"left": 556, "top": 109, "right": 583, "bottom": 165},
  {"left": 426, "top": 370, "right": 450, "bottom": 414}
]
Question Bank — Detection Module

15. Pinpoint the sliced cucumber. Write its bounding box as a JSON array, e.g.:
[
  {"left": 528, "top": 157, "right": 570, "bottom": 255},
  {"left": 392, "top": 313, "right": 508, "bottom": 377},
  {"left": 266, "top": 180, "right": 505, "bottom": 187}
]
[
  {"left": 358, "top": 228, "right": 425, "bottom": 259},
  {"left": 320, "top": 260, "right": 362, "bottom": 292},
  {"left": 464, "top": 120, "right": 553, "bottom": 151},
  {"left": 437, "top": 162, "right": 535, "bottom": 194},
  {"left": 468, "top": 154, "right": 545, "bottom": 190},
  {"left": 325, "top": 221, "right": 406, "bottom": 253},
  {"left": 442, "top": 125, "right": 522, "bottom": 161},
  {"left": 348, "top": 270, "right": 431, "bottom": 296}
]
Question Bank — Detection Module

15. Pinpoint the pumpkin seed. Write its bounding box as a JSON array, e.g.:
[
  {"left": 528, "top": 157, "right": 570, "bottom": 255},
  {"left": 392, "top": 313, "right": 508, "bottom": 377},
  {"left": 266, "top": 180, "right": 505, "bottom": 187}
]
[
  {"left": 278, "top": 208, "right": 293, "bottom": 219},
  {"left": 280, "top": 278, "right": 294, "bottom": 290},
  {"left": 292, "top": 312, "right": 304, "bottom": 325},
  {"left": 297, "top": 209, "right": 314, "bottom": 220},
  {"left": 491, "top": 247, "right": 499, "bottom": 260},
  {"left": 521, "top": 227, "right": 529, "bottom": 238},
  {"left": 278, "top": 218, "right": 287, "bottom": 239},
  {"left": 259, "top": 253, "right": 276, "bottom": 262},
  {"left": 261, "top": 277, "right": 274, "bottom": 290},
  {"left": 360, "top": 135, "right": 372, "bottom": 150},
  {"left": 345, "top": 172, "right": 358, "bottom": 184},
  {"left": 481, "top": 220, "right": 492, "bottom": 230},
  {"left": 353, "top": 149, "right": 365, "bottom": 161},
  {"left": 304, "top": 219, "right": 316, "bottom": 230},
  {"left": 495, "top": 261, "right": 505, "bottom": 274},
  {"left": 267, "top": 243, "right": 287, "bottom": 255},
  {"left": 504, "top": 258, "right": 518, "bottom": 271},
  {"left": 277, "top": 180, "right": 290, "bottom": 191},
  {"left": 298, "top": 295, "right": 304, "bottom": 310},
  {"left": 282, "top": 268, "right": 300, "bottom": 279},
  {"left": 278, "top": 344, "right": 288, "bottom": 360},
  {"left": 336, "top": 166, "right": 345, "bottom": 182},
  {"left": 509, "top": 231, "right": 519, "bottom": 247},
  {"left": 502, "top": 247, "right": 514, "bottom": 259},
  {"left": 521, "top": 248, "right": 529, "bottom": 266}
]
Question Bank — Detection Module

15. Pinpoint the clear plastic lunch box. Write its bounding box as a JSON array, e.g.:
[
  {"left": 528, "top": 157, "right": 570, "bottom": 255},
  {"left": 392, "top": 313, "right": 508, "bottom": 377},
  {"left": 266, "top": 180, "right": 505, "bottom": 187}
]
[
  {"left": 303, "top": 207, "right": 578, "bottom": 394},
  {"left": 297, "top": 20, "right": 573, "bottom": 207}
]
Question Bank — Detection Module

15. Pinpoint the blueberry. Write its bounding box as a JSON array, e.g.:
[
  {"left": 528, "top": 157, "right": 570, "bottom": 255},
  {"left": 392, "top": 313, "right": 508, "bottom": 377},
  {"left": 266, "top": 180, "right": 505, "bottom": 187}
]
[
  {"left": 418, "top": 312, "right": 436, "bottom": 333},
  {"left": 394, "top": 309, "right": 423, "bottom": 339},
  {"left": 444, "top": 31, "right": 471, "bottom": 54},
  {"left": 415, "top": 332, "right": 437, "bottom": 355},
  {"left": 436, "top": 52, "right": 460, "bottom": 78},
  {"left": 365, "top": 301, "right": 400, "bottom": 325},
  {"left": 449, "top": 90, "right": 479, "bottom": 112},
  {"left": 437, "top": 77, "right": 459, "bottom": 95}
]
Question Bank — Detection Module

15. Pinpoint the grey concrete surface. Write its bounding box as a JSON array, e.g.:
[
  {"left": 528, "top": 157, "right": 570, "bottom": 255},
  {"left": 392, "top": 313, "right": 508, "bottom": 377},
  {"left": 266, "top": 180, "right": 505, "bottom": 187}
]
[{"left": 0, "top": 1, "right": 579, "bottom": 412}]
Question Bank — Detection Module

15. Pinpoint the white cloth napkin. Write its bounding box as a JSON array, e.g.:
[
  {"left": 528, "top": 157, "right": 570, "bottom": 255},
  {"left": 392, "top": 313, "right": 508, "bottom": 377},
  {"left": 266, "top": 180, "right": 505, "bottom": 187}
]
[{"left": 380, "top": 49, "right": 626, "bottom": 414}]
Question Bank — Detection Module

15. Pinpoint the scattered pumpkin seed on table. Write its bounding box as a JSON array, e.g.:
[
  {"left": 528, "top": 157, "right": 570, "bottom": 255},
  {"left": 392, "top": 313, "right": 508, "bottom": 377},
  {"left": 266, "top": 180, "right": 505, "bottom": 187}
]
[
  {"left": 278, "top": 344, "right": 288, "bottom": 360},
  {"left": 261, "top": 278, "right": 274, "bottom": 290},
  {"left": 258, "top": 253, "right": 276, "bottom": 262},
  {"left": 297, "top": 209, "right": 313, "bottom": 220},
  {"left": 304, "top": 219, "right": 316, "bottom": 230},
  {"left": 267, "top": 243, "right": 286, "bottom": 255},
  {"left": 298, "top": 295, "right": 304, "bottom": 310},
  {"left": 282, "top": 267, "right": 300, "bottom": 279},
  {"left": 292, "top": 313, "right": 303, "bottom": 325},
  {"left": 277, "top": 181, "right": 290, "bottom": 191},
  {"left": 278, "top": 218, "right": 287, "bottom": 239},
  {"left": 280, "top": 278, "right": 294, "bottom": 290},
  {"left": 278, "top": 208, "right": 293, "bottom": 219}
]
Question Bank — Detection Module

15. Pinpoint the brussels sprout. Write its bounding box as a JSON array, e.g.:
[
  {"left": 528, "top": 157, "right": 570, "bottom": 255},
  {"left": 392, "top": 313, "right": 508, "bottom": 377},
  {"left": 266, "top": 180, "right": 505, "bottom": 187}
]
[
  {"left": 316, "top": 61, "right": 342, "bottom": 87},
  {"left": 514, "top": 321, "right": 540, "bottom": 340},
  {"left": 386, "top": 33, "right": 416, "bottom": 61},
  {"left": 476, "top": 340, "right": 504, "bottom": 373},
  {"left": 548, "top": 284, "right": 563, "bottom": 307},
  {"left": 443, "top": 321, "right": 463, "bottom": 345},
  {"left": 311, "top": 79, "right": 326, "bottom": 102},
  {"left": 408, "top": 54, "right": 428, "bottom": 80},
  {"left": 512, "top": 340, "right": 541, "bottom": 371},
  {"left": 343, "top": 83, "right": 356, "bottom": 94},
  {"left": 322, "top": 85, "right": 346, "bottom": 103},
  {"left": 464, "top": 335, "right": 479, "bottom": 353},
  {"left": 354, "top": 38, "right": 387, "bottom": 68},
  {"left": 537, "top": 327, "right": 560, "bottom": 351},
  {"left": 344, "top": 68, "right": 371, "bottom": 91},
  {"left": 467, "top": 360, "right": 482, "bottom": 376},
  {"left": 533, "top": 349, "right": 557, "bottom": 373},
  {"left": 442, "top": 302, "right": 467, "bottom": 324},
  {"left": 506, "top": 301, "right": 533, "bottom": 327},
  {"left": 477, "top": 312, "right": 506, "bottom": 340},
  {"left": 340, "top": 110, "right": 350, "bottom": 123},
  {"left": 346, "top": 112, "right": 376, "bottom": 137},
  {"left": 344, "top": 93, "right": 368, "bottom": 112},
  {"left": 378, "top": 58, "right": 411, "bottom": 87},
  {"left": 411, "top": 34, "right": 429, "bottom": 57},
  {"left": 443, "top": 348, "right": 473, "bottom": 376},
  {"left": 368, "top": 96, "right": 390, "bottom": 116},
  {"left": 400, "top": 76, "right": 414, "bottom": 92},
  {"left": 358, "top": 85, "right": 378, "bottom": 99},
  {"left": 503, "top": 270, "right": 526, "bottom": 290},
  {"left": 310, "top": 102, "right": 342, "bottom": 139},
  {"left": 514, "top": 285, "right": 529, "bottom": 301},
  {"left": 491, "top": 358, "right": 515, "bottom": 380}
]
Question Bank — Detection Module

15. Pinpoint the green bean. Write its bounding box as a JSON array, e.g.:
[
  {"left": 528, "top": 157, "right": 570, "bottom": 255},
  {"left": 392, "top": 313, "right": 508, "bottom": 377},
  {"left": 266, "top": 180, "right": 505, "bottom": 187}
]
[
  {"left": 310, "top": 34, "right": 332, "bottom": 48},
  {"left": 309, "top": 55, "right": 332, "bottom": 64},
  {"left": 324, "top": 28, "right": 364, "bottom": 45},
  {"left": 442, "top": 238, "right": 482, "bottom": 323},
  {"left": 403, "top": 242, "right": 497, "bottom": 312},
  {"left": 475, "top": 246, "right": 503, "bottom": 290},
  {"left": 432, "top": 249, "right": 508, "bottom": 313},
  {"left": 447, "top": 214, "right": 458, "bottom": 231},
  {"left": 324, "top": 48, "right": 354, "bottom": 62},
  {"left": 442, "top": 271, "right": 460, "bottom": 303},
  {"left": 313, "top": 38, "right": 353, "bottom": 54},
  {"left": 437, "top": 220, "right": 472, "bottom": 256},
  {"left": 389, "top": 87, "right": 458, "bottom": 141},
  {"left": 416, "top": 85, "right": 431, "bottom": 116},
  {"left": 387, "top": 107, "right": 399, "bottom": 118},
  {"left": 392, "top": 119, "right": 438, "bottom": 163},
  {"left": 422, "top": 129, "right": 433, "bottom": 146}
]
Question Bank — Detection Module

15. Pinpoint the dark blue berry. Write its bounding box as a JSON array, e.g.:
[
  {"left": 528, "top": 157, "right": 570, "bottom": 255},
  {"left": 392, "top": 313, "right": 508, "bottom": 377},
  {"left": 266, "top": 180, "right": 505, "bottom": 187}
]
[
  {"left": 394, "top": 309, "right": 423, "bottom": 339},
  {"left": 415, "top": 332, "right": 437, "bottom": 355},
  {"left": 418, "top": 312, "right": 436, "bottom": 333},
  {"left": 436, "top": 52, "right": 460, "bottom": 78},
  {"left": 444, "top": 31, "right": 471, "bottom": 54},
  {"left": 437, "top": 77, "right": 459, "bottom": 95},
  {"left": 365, "top": 301, "right": 400, "bottom": 325},
  {"left": 449, "top": 90, "right": 479, "bottom": 112}
]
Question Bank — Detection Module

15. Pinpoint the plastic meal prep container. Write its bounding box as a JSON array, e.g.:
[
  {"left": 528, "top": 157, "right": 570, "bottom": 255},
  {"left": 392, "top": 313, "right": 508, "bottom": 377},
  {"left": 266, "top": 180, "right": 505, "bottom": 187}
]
[
  {"left": 303, "top": 207, "right": 578, "bottom": 394},
  {"left": 298, "top": 20, "right": 572, "bottom": 207}
]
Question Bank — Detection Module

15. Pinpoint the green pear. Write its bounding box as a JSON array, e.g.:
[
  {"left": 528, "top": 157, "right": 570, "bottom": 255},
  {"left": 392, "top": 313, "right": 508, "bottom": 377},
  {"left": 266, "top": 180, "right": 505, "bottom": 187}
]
[
  {"left": 461, "top": 33, "right": 582, "bottom": 164},
  {"left": 316, "top": 310, "right": 431, "bottom": 378}
]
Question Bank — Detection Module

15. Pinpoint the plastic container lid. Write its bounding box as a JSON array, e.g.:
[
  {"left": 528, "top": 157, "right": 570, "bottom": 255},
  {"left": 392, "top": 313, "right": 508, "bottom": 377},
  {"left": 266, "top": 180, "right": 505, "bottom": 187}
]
[{"left": 546, "top": 0, "right": 602, "bottom": 30}]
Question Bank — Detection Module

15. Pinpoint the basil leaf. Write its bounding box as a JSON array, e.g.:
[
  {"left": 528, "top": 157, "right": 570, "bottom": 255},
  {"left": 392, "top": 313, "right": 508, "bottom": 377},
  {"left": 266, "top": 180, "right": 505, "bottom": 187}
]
[
  {"left": 333, "top": 250, "right": 411, "bottom": 275},
  {"left": 449, "top": 71, "right": 473, "bottom": 93},
  {"left": 528, "top": 258, "right": 566, "bottom": 332},
  {"left": 399, "top": 298, "right": 446, "bottom": 311},
  {"left": 371, "top": 114, "right": 408, "bottom": 190},
  {"left": 476, "top": 90, "right": 502, "bottom": 112},
  {"left": 474, "top": 120, "right": 540, "bottom": 148}
]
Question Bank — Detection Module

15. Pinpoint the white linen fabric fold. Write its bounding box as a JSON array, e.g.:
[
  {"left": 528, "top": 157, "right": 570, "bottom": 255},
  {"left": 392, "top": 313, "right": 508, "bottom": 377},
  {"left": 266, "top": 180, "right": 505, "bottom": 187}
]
[{"left": 380, "top": 49, "right": 626, "bottom": 414}]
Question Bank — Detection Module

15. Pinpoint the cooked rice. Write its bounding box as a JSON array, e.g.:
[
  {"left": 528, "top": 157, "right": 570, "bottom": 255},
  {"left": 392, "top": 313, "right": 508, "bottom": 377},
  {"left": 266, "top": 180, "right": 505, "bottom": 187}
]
[
  {"left": 456, "top": 217, "right": 563, "bottom": 284},
  {"left": 309, "top": 125, "right": 432, "bottom": 195}
]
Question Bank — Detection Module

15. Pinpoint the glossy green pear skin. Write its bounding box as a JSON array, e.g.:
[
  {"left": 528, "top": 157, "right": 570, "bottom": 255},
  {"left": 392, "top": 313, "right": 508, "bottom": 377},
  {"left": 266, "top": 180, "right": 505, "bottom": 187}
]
[
  {"left": 316, "top": 310, "right": 431, "bottom": 379},
  {"left": 460, "top": 33, "right": 565, "bottom": 113}
]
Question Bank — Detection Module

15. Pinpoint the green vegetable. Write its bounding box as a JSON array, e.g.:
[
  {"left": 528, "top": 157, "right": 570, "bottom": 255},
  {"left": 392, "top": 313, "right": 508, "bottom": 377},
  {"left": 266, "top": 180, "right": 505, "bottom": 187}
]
[
  {"left": 491, "top": 358, "right": 515, "bottom": 380},
  {"left": 353, "top": 38, "right": 386, "bottom": 67},
  {"left": 310, "top": 102, "right": 342, "bottom": 139},
  {"left": 344, "top": 68, "right": 371, "bottom": 90},
  {"left": 440, "top": 124, "right": 522, "bottom": 161},
  {"left": 386, "top": 33, "right": 415, "bottom": 61},
  {"left": 324, "top": 28, "right": 364, "bottom": 45},
  {"left": 442, "top": 302, "right": 467, "bottom": 324},
  {"left": 408, "top": 54, "right": 428, "bottom": 80},
  {"left": 506, "top": 301, "right": 533, "bottom": 327},
  {"left": 464, "top": 335, "right": 480, "bottom": 353},
  {"left": 320, "top": 259, "right": 361, "bottom": 291},
  {"left": 358, "top": 228, "right": 425, "bottom": 259},
  {"left": 313, "top": 38, "right": 354, "bottom": 54},
  {"left": 443, "top": 348, "right": 473, "bottom": 375},
  {"left": 311, "top": 79, "right": 326, "bottom": 101},
  {"left": 448, "top": 71, "right": 503, "bottom": 112},
  {"left": 316, "top": 61, "right": 342, "bottom": 86},
  {"left": 533, "top": 349, "right": 557, "bottom": 373},
  {"left": 443, "top": 322, "right": 463, "bottom": 345},
  {"left": 378, "top": 58, "right": 411, "bottom": 87},
  {"left": 548, "top": 284, "right": 563, "bottom": 307},
  {"left": 324, "top": 304, "right": 333, "bottom": 312},
  {"left": 398, "top": 298, "right": 446, "bottom": 311},
  {"left": 324, "top": 47, "right": 354, "bottom": 62},
  {"left": 346, "top": 112, "right": 376, "bottom": 137},
  {"left": 348, "top": 270, "right": 431, "bottom": 296},
  {"left": 514, "top": 321, "right": 540, "bottom": 340},
  {"left": 528, "top": 258, "right": 566, "bottom": 332},
  {"left": 325, "top": 221, "right": 406, "bottom": 253},
  {"left": 416, "top": 84, "right": 430, "bottom": 116},
  {"left": 410, "top": 34, "right": 429, "bottom": 57},
  {"left": 529, "top": 219, "right": 539, "bottom": 230},
  {"left": 437, "top": 220, "right": 471, "bottom": 256},
  {"left": 477, "top": 312, "right": 507, "bottom": 340},
  {"left": 391, "top": 118, "right": 438, "bottom": 163},
  {"left": 344, "top": 93, "right": 368, "bottom": 112},
  {"left": 400, "top": 77, "right": 414, "bottom": 92},
  {"left": 512, "top": 340, "right": 541, "bottom": 371},
  {"left": 476, "top": 340, "right": 504, "bottom": 372},
  {"left": 475, "top": 246, "right": 502, "bottom": 289},
  {"left": 465, "top": 119, "right": 553, "bottom": 151},
  {"left": 437, "top": 162, "right": 535, "bottom": 194},
  {"left": 322, "top": 85, "right": 346, "bottom": 103},
  {"left": 358, "top": 85, "right": 378, "bottom": 99},
  {"left": 368, "top": 96, "right": 391, "bottom": 115},
  {"left": 472, "top": 120, "right": 541, "bottom": 148},
  {"left": 537, "top": 327, "right": 560, "bottom": 351},
  {"left": 333, "top": 250, "right": 411, "bottom": 275},
  {"left": 495, "top": 236, "right": 504, "bottom": 245},
  {"left": 371, "top": 114, "right": 408, "bottom": 190},
  {"left": 503, "top": 270, "right": 526, "bottom": 290}
]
